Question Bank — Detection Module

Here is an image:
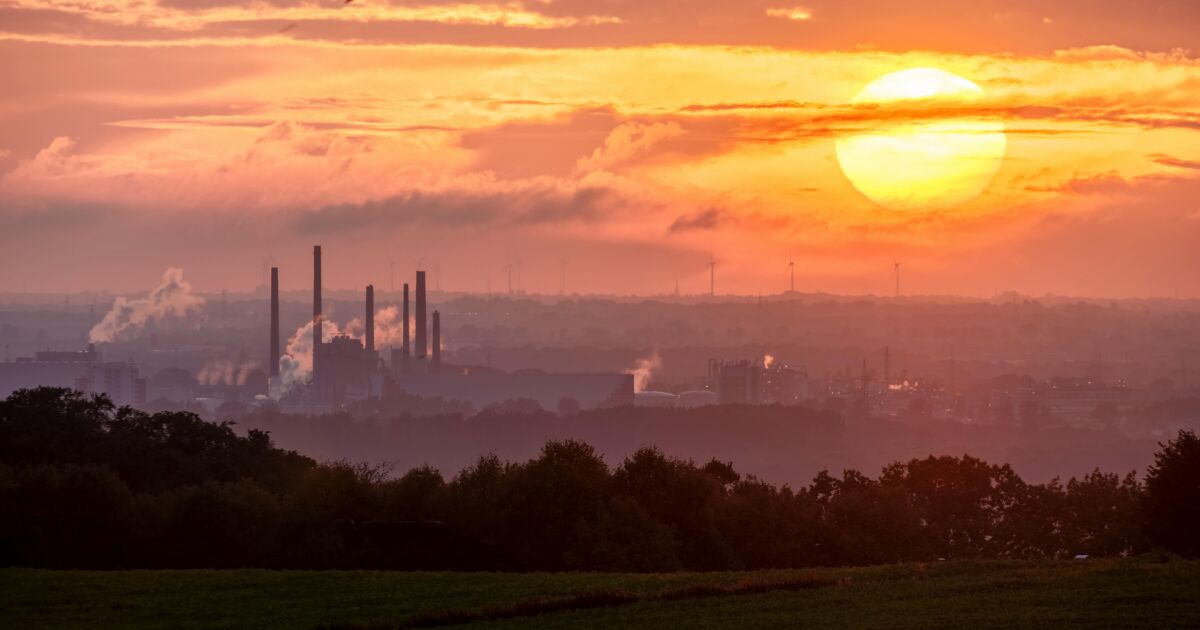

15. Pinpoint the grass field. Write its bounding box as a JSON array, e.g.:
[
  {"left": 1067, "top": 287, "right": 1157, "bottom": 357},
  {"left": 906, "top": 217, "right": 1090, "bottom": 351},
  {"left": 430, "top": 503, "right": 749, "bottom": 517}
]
[{"left": 2, "top": 558, "right": 1198, "bottom": 629}]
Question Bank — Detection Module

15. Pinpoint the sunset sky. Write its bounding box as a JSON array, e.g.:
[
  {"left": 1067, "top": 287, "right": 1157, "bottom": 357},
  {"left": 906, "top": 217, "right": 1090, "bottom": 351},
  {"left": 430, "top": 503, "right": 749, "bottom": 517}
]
[{"left": 2, "top": 0, "right": 1199, "bottom": 297}]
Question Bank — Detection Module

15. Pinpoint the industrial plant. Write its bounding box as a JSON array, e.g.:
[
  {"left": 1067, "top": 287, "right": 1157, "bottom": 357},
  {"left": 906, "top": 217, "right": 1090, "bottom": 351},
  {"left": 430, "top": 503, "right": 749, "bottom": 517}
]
[
  {"left": 2, "top": 248, "right": 1198, "bottom": 443},
  {"left": 276, "top": 246, "right": 634, "bottom": 412}
]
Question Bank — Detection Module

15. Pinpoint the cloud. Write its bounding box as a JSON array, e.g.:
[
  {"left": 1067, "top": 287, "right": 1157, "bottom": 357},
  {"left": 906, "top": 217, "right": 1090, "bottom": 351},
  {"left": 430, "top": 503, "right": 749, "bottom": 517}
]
[
  {"left": 4, "top": 0, "right": 623, "bottom": 32},
  {"left": 292, "top": 182, "right": 616, "bottom": 233},
  {"left": 765, "top": 7, "right": 813, "bottom": 21},
  {"left": 4, "top": 0, "right": 1199, "bottom": 53},
  {"left": 668, "top": 208, "right": 730, "bottom": 234},
  {"left": 681, "top": 100, "right": 814, "bottom": 112},
  {"left": 1150, "top": 154, "right": 1200, "bottom": 171},
  {"left": 1023, "top": 171, "right": 1182, "bottom": 196},
  {"left": 576, "top": 121, "right": 684, "bottom": 173},
  {"left": 9, "top": 136, "right": 79, "bottom": 178}
]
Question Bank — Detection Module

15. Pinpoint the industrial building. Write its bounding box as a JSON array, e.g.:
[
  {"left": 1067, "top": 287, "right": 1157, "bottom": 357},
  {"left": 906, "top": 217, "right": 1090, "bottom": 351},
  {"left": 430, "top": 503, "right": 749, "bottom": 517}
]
[
  {"left": 708, "top": 358, "right": 809, "bottom": 405},
  {"left": 0, "top": 345, "right": 146, "bottom": 406},
  {"left": 275, "top": 245, "right": 634, "bottom": 411}
]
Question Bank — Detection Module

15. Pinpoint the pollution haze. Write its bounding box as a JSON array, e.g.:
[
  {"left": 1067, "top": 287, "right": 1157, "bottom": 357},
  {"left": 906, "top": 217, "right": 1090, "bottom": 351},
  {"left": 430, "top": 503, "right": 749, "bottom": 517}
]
[{"left": 3, "top": 2, "right": 1200, "bottom": 628}]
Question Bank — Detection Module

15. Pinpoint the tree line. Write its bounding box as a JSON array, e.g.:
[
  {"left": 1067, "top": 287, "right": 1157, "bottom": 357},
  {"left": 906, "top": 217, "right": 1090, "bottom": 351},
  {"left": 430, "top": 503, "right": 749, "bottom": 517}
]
[{"left": 0, "top": 387, "right": 1196, "bottom": 570}]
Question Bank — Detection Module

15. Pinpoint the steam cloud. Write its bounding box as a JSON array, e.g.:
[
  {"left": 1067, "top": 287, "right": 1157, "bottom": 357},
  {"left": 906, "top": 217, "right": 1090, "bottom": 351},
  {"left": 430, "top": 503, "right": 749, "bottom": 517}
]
[
  {"left": 278, "top": 318, "right": 347, "bottom": 390},
  {"left": 342, "top": 305, "right": 412, "bottom": 349},
  {"left": 88, "top": 267, "right": 203, "bottom": 343},
  {"left": 196, "top": 359, "right": 260, "bottom": 386},
  {"left": 275, "top": 306, "right": 426, "bottom": 395},
  {"left": 624, "top": 351, "right": 662, "bottom": 393}
]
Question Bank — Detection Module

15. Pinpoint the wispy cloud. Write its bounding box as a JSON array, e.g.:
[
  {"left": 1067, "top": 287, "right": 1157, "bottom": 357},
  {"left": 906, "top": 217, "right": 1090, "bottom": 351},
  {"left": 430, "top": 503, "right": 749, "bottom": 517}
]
[
  {"left": 668, "top": 207, "right": 730, "bottom": 234},
  {"left": 3, "top": 0, "right": 623, "bottom": 31},
  {"left": 293, "top": 184, "right": 616, "bottom": 233},
  {"left": 765, "top": 6, "right": 813, "bottom": 22}
]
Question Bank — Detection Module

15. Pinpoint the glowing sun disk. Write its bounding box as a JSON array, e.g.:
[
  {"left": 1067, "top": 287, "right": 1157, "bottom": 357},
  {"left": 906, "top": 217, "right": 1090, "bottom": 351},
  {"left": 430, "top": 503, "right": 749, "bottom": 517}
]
[{"left": 835, "top": 67, "right": 1007, "bottom": 211}]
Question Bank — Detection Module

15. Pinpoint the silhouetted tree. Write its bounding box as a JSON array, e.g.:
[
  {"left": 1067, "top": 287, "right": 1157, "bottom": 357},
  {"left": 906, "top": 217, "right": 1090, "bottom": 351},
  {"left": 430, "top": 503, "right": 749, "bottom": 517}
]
[
  {"left": 0, "top": 387, "right": 1181, "bottom": 571},
  {"left": 1143, "top": 430, "right": 1200, "bottom": 557}
]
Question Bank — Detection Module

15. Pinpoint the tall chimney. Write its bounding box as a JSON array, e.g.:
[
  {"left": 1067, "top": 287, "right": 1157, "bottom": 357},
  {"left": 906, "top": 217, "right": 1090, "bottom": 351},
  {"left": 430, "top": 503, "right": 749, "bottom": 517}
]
[
  {"left": 402, "top": 283, "right": 410, "bottom": 355},
  {"left": 269, "top": 267, "right": 280, "bottom": 377},
  {"left": 415, "top": 270, "right": 427, "bottom": 358},
  {"left": 313, "top": 245, "right": 322, "bottom": 351},
  {"left": 365, "top": 284, "right": 375, "bottom": 352},
  {"left": 432, "top": 310, "right": 441, "bottom": 373}
]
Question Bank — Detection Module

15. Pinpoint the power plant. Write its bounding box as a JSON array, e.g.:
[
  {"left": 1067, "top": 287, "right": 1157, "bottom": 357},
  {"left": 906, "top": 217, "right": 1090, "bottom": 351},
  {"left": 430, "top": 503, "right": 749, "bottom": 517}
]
[{"left": 283, "top": 245, "right": 633, "bottom": 411}]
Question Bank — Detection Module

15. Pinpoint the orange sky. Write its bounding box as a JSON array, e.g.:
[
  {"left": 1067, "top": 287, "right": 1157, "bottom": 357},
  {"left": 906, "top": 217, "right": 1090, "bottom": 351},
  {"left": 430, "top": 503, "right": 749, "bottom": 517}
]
[{"left": 2, "top": 1, "right": 1200, "bottom": 297}]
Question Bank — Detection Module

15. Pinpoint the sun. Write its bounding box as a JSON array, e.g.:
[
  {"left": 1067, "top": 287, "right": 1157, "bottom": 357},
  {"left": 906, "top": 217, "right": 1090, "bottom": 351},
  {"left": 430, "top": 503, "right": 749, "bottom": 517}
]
[{"left": 835, "top": 68, "right": 1007, "bottom": 211}]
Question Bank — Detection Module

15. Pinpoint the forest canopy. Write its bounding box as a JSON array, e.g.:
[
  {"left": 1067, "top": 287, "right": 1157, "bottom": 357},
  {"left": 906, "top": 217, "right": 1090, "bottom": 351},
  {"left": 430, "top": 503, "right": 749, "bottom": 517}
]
[{"left": 0, "top": 388, "right": 1195, "bottom": 570}]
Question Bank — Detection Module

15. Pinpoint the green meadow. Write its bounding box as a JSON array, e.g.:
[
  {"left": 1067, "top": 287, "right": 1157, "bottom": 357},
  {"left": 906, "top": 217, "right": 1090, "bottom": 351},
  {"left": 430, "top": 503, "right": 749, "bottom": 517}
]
[{"left": 3, "top": 557, "right": 1198, "bottom": 629}]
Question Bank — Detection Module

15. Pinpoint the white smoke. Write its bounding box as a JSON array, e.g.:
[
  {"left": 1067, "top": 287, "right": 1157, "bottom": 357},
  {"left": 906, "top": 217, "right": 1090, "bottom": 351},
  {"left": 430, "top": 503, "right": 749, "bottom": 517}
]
[
  {"left": 274, "top": 307, "right": 421, "bottom": 394},
  {"left": 764, "top": 354, "right": 775, "bottom": 369},
  {"left": 624, "top": 351, "right": 662, "bottom": 393},
  {"left": 367, "top": 305, "right": 409, "bottom": 347},
  {"left": 89, "top": 267, "right": 203, "bottom": 343},
  {"left": 196, "top": 359, "right": 260, "bottom": 386},
  {"left": 344, "top": 306, "right": 421, "bottom": 349}
]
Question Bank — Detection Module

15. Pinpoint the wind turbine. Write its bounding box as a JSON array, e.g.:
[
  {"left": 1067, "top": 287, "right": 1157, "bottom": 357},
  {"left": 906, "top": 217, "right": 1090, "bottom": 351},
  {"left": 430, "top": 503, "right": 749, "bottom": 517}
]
[{"left": 787, "top": 260, "right": 796, "bottom": 293}]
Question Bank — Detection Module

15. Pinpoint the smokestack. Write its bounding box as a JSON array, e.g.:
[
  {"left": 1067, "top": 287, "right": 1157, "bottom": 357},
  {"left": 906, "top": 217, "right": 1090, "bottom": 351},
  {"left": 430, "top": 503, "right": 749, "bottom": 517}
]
[
  {"left": 402, "top": 283, "right": 410, "bottom": 355},
  {"left": 883, "top": 345, "right": 891, "bottom": 387},
  {"left": 415, "top": 270, "right": 427, "bottom": 358},
  {"left": 365, "top": 284, "right": 375, "bottom": 352},
  {"left": 432, "top": 310, "right": 441, "bottom": 373},
  {"left": 313, "top": 245, "right": 322, "bottom": 351},
  {"left": 269, "top": 267, "right": 279, "bottom": 377}
]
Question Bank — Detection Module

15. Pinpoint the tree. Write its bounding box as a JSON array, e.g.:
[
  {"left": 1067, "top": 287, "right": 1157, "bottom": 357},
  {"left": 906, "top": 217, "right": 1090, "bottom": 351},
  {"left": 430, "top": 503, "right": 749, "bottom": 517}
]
[
  {"left": 1061, "top": 470, "right": 1143, "bottom": 557},
  {"left": 1143, "top": 430, "right": 1200, "bottom": 557}
]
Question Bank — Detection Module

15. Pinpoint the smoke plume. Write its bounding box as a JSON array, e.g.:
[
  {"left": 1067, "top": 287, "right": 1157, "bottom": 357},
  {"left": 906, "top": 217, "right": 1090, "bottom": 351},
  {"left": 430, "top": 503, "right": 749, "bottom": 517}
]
[
  {"left": 275, "top": 307, "right": 422, "bottom": 394},
  {"left": 342, "top": 305, "right": 411, "bottom": 348},
  {"left": 624, "top": 351, "right": 662, "bottom": 393},
  {"left": 196, "top": 359, "right": 260, "bottom": 386},
  {"left": 88, "top": 267, "right": 203, "bottom": 343},
  {"left": 278, "top": 317, "right": 347, "bottom": 390}
]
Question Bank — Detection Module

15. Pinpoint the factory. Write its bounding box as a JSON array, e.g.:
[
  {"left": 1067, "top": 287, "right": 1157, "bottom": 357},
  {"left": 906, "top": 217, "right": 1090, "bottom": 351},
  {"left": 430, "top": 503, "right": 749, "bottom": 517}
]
[
  {"left": 271, "top": 246, "right": 634, "bottom": 411},
  {"left": 709, "top": 358, "right": 809, "bottom": 406},
  {"left": 630, "top": 359, "right": 809, "bottom": 409},
  {"left": 0, "top": 345, "right": 146, "bottom": 407}
]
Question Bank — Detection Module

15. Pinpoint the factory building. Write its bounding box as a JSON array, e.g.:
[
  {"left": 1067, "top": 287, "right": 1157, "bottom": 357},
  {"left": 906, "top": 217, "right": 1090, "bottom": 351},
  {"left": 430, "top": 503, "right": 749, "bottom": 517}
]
[
  {"left": 761, "top": 365, "right": 809, "bottom": 404},
  {"left": 0, "top": 345, "right": 146, "bottom": 407},
  {"left": 712, "top": 360, "right": 761, "bottom": 405},
  {"left": 708, "top": 358, "right": 809, "bottom": 406},
  {"left": 285, "top": 245, "right": 633, "bottom": 411}
]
